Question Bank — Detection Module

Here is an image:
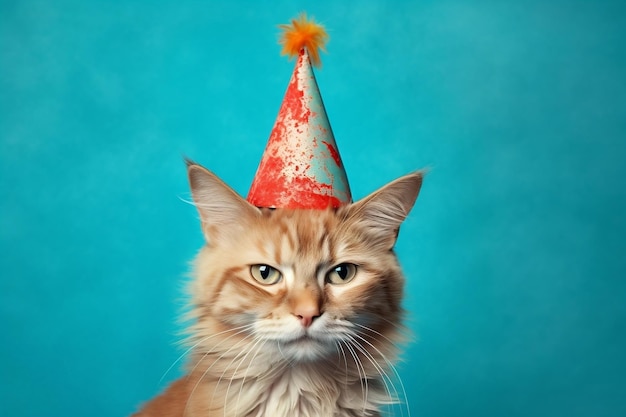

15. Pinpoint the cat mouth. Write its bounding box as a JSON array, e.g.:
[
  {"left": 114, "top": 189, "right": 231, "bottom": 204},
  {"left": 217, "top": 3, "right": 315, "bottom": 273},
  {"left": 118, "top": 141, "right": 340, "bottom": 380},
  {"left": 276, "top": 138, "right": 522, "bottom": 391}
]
[
  {"left": 286, "top": 334, "right": 316, "bottom": 344},
  {"left": 281, "top": 333, "right": 327, "bottom": 350},
  {"left": 278, "top": 334, "right": 331, "bottom": 361}
]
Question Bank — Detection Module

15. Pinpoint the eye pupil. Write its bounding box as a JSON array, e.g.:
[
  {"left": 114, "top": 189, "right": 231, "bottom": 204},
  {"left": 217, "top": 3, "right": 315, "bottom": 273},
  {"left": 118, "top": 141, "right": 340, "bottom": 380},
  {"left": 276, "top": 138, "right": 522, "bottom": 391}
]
[
  {"left": 259, "top": 265, "right": 270, "bottom": 279},
  {"left": 336, "top": 265, "right": 348, "bottom": 279}
]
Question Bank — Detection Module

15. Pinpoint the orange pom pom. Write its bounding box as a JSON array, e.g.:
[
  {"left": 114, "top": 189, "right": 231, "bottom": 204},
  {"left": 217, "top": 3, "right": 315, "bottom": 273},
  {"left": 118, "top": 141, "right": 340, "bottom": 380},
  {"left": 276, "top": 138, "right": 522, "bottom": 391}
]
[{"left": 279, "top": 13, "right": 328, "bottom": 67}]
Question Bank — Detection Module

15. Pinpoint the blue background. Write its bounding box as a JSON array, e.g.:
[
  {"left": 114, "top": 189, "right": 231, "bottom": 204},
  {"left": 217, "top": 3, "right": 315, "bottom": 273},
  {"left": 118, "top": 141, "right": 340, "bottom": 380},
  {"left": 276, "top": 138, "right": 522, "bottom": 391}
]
[{"left": 2, "top": 1, "right": 625, "bottom": 416}]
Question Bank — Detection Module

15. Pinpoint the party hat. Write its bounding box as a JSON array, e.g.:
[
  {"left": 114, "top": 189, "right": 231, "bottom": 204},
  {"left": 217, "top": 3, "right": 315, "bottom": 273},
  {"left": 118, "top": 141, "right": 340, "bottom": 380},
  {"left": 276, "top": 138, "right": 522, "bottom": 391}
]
[{"left": 247, "top": 14, "right": 351, "bottom": 209}]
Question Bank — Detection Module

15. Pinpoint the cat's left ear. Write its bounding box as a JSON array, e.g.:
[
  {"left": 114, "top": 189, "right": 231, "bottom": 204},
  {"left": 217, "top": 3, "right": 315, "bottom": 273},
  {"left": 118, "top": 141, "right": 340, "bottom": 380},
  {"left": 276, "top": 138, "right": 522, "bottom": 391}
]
[
  {"left": 348, "top": 171, "right": 424, "bottom": 249},
  {"left": 186, "top": 161, "right": 261, "bottom": 243}
]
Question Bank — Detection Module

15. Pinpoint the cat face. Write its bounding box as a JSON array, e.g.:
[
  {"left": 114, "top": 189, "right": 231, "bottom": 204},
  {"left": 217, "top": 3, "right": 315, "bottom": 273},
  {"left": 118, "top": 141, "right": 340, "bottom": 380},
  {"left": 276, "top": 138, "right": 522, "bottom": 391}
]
[{"left": 187, "top": 163, "right": 422, "bottom": 364}]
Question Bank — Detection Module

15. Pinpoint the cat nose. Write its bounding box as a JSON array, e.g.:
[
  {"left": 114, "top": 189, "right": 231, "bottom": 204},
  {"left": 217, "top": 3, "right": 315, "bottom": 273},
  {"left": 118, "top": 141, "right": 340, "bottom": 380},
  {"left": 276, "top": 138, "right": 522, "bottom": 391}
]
[
  {"left": 295, "top": 308, "right": 320, "bottom": 327},
  {"left": 290, "top": 289, "right": 322, "bottom": 328},
  {"left": 293, "top": 304, "right": 321, "bottom": 328}
]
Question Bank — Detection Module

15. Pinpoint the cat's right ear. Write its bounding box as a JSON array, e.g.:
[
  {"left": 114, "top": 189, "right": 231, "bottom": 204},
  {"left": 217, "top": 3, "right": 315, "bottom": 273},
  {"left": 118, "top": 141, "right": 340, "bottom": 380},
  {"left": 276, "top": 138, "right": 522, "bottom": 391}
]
[
  {"left": 348, "top": 171, "right": 424, "bottom": 250},
  {"left": 186, "top": 161, "right": 261, "bottom": 243}
]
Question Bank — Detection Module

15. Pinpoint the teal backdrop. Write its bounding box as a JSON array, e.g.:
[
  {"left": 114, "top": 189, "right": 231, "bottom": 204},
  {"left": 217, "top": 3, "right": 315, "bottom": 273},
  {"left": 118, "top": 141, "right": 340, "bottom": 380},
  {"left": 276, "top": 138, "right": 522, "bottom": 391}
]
[{"left": 2, "top": 1, "right": 625, "bottom": 416}]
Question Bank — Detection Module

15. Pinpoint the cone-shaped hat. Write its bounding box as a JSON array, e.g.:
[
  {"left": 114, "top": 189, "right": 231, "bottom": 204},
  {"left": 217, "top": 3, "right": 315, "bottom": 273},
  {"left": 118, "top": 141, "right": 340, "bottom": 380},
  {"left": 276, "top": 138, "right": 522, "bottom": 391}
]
[{"left": 247, "top": 14, "right": 351, "bottom": 209}]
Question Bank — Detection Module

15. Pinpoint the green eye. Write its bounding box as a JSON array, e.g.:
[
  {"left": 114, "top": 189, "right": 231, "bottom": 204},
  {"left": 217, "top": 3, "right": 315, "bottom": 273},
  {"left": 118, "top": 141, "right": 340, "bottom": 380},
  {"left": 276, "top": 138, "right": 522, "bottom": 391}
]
[
  {"left": 326, "top": 263, "right": 357, "bottom": 285},
  {"left": 250, "top": 264, "right": 282, "bottom": 285}
]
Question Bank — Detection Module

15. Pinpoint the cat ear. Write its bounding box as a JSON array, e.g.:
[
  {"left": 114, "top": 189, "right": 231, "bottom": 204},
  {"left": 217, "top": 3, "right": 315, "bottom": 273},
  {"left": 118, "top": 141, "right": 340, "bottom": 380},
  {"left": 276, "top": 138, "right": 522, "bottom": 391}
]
[
  {"left": 187, "top": 161, "right": 261, "bottom": 242},
  {"left": 348, "top": 171, "right": 424, "bottom": 249}
]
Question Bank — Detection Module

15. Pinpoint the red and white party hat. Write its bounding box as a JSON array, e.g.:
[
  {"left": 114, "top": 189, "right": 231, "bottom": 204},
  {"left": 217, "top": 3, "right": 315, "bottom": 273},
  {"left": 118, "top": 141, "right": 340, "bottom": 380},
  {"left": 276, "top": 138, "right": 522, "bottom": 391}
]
[{"left": 247, "top": 14, "right": 351, "bottom": 209}]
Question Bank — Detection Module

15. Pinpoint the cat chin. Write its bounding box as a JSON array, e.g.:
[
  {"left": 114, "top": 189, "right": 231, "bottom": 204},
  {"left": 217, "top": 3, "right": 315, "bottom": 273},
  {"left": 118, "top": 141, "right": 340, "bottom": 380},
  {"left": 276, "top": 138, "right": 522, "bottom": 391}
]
[{"left": 276, "top": 336, "right": 335, "bottom": 362}]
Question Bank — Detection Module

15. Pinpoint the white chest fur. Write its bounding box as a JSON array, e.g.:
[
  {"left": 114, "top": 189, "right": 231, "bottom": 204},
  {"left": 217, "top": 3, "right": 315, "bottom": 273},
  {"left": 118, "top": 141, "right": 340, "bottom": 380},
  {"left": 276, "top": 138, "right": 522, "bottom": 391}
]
[{"left": 219, "top": 363, "right": 385, "bottom": 417}]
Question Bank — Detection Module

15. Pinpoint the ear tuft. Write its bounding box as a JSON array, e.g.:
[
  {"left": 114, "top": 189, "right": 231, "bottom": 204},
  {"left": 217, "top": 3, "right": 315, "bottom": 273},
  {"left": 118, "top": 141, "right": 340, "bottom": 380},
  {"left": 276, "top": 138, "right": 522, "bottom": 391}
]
[
  {"left": 349, "top": 171, "right": 424, "bottom": 249},
  {"left": 187, "top": 163, "right": 260, "bottom": 243}
]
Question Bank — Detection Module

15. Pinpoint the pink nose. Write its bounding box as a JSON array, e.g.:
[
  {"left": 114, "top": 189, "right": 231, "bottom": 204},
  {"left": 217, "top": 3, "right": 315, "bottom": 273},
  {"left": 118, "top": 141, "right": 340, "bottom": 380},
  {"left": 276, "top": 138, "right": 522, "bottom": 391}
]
[{"left": 293, "top": 305, "right": 321, "bottom": 328}]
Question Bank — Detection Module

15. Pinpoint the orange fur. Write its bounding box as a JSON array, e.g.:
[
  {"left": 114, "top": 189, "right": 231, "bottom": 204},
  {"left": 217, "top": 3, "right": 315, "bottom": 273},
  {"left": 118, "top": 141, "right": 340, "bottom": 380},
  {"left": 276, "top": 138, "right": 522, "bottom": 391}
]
[
  {"left": 279, "top": 13, "right": 328, "bottom": 67},
  {"left": 132, "top": 163, "right": 423, "bottom": 417}
]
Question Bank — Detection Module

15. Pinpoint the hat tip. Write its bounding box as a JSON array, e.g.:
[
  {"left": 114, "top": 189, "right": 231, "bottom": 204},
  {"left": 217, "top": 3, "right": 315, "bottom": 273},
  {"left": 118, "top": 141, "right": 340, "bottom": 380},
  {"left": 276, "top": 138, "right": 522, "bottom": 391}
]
[{"left": 279, "top": 12, "right": 328, "bottom": 67}]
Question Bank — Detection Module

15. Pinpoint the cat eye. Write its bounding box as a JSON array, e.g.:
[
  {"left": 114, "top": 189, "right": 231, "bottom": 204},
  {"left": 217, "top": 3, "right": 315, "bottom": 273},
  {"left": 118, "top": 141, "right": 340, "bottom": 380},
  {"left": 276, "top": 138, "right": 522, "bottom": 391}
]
[
  {"left": 326, "top": 263, "right": 357, "bottom": 285},
  {"left": 250, "top": 264, "right": 282, "bottom": 285}
]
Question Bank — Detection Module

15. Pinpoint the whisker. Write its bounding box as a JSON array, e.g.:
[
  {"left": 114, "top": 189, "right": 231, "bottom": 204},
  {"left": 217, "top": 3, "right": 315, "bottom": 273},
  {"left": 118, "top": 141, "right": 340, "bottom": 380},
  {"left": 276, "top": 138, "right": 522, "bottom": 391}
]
[
  {"left": 161, "top": 324, "right": 253, "bottom": 385},
  {"left": 273, "top": 338, "right": 298, "bottom": 369},
  {"left": 276, "top": 340, "right": 286, "bottom": 360},
  {"left": 186, "top": 324, "right": 255, "bottom": 377},
  {"left": 353, "top": 322, "right": 398, "bottom": 346},
  {"left": 210, "top": 334, "right": 265, "bottom": 415},
  {"left": 177, "top": 195, "right": 197, "bottom": 207},
  {"left": 345, "top": 335, "right": 396, "bottom": 410},
  {"left": 351, "top": 331, "right": 411, "bottom": 417},
  {"left": 224, "top": 335, "right": 265, "bottom": 417},
  {"left": 335, "top": 341, "right": 349, "bottom": 388},
  {"left": 233, "top": 338, "right": 268, "bottom": 417},
  {"left": 185, "top": 331, "right": 255, "bottom": 417},
  {"left": 351, "top": 322, "right": 412, "bottom": 417},
  {"left": 341, "top": 339, "right": 369, "bottom": 415},
  {"left": 159, "top": 334, "right": 211, "bottom": 385},
  {"left": 375, "top": 315, "right": 407, "bottom": 333}
]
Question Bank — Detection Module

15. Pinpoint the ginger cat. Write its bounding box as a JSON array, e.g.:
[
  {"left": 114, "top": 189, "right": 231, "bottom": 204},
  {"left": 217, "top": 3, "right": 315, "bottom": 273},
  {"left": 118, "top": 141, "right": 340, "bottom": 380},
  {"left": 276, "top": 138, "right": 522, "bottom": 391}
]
[{"left": 132, "top": 162, "right": 423, "bottom": 417}]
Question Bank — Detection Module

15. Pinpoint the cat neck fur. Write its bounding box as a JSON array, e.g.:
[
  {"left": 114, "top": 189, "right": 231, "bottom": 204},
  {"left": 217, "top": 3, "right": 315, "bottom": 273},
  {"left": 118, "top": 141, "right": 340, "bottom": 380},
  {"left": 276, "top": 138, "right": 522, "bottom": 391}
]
[{"left": 183, "top": 314, "right": 395, "bottom": 417}]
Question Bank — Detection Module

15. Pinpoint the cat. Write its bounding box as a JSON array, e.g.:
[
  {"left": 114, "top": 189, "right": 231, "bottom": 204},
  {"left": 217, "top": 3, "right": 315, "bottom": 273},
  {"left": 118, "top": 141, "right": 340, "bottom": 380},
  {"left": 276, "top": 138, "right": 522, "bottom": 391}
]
[{"left": 132, "top": 161, "right": 423, "bottom": 417}]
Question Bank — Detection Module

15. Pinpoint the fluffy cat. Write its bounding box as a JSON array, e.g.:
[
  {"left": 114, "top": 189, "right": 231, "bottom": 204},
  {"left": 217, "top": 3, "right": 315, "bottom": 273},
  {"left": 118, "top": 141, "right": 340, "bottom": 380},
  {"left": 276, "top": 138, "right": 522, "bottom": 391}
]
[{"left": 133, "top": 162, "right": 423, "bottom": 417}]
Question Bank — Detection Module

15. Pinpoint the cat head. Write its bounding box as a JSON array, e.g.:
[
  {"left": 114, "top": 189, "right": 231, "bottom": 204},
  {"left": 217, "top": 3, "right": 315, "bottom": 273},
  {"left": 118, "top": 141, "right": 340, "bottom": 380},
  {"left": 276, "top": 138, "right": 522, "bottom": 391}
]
[{"left": 187, "top": 162, "right": 423, "bottom": 362}]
